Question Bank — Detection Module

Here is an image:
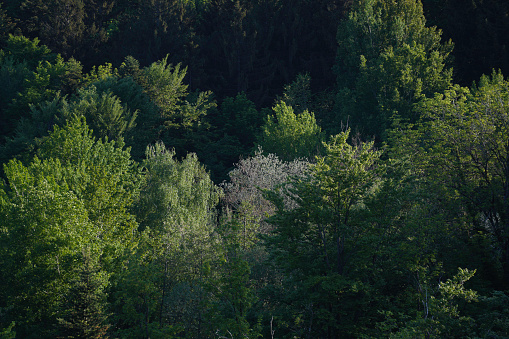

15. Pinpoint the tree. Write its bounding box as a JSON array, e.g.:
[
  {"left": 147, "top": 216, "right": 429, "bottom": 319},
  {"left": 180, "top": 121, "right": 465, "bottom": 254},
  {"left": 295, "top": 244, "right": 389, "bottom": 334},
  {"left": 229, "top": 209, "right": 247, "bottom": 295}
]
[
  {"left": 202, "top": 217, "right": 261, "bottom": 339},
  {"left": 0, "top": 4, "right": 17, "bottom": 43},
  {"left": 113, "top": 142, "right": 221, "bottom": 337},
  {"left": 90, "top": 69, "right": 159, "bottom": 160},
  {"left": 334, "top": 0, "right": 453, "bottom": 139},
  {"left": 120, "top": 56, "right": 215, "bottom": 159},
  {"left": 258, "top": 101, "right": 324, "bottom": 161},
  {"left": 13, "top": 0, "right": 116, "bottom": 64},
  {"left": 58, "top": 248, "right": 111, "bottom": 339},
  {"left": 65, "top": 85, "right": 137, "bottom": 142},
  {"left": 199, "top": 0, "right": 257, "bottom": 98},
  {"left": 200, "top": 92, "right": 263, "bottom": 181},
  {"left": 421, "top": 0, "right": 509, "bottom": 86},
  {"left": 108, "top": 0, "right": 197, "bottom": 68},
  {"left": 0, "top": 35, "right": 55, "bottom": 140},
  {"left": 392, "top": 71, "right": 509, "bottom": 287},
  {"left": 0, "top": 157, "right": 95, "bottom": 337},
  {"left": 0, "top": 117, "right": 142, "bottom": 337},
  {"left": 380, "top": 268, "right": 478, "bottom": 338},
  {"left": 1, "top": 83, "right": 138, "bottom": 165},
  {"left": 19, "top": 0, "right": 86, "bottom": 57},
  {"left": 5, "top": 52, "right": 83, "bottom": 129},
  {"left": 222, "top": 150, "right": 310, "bottom": 234},
  {"left": 263, "top": 129, "right": 385, "bottom": 337},
  {"left": 215, "top": 93, "right": 262, "bottom": 149},
  {"left": 279, "top": 73, "right": 312, "bottom": 115}
]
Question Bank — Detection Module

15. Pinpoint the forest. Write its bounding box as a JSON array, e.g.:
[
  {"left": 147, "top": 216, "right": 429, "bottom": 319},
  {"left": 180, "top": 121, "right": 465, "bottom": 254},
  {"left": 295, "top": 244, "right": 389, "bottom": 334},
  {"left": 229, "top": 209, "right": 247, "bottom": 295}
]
[{"left": 1, "top": 0, "right": 509, "bottom": 337}]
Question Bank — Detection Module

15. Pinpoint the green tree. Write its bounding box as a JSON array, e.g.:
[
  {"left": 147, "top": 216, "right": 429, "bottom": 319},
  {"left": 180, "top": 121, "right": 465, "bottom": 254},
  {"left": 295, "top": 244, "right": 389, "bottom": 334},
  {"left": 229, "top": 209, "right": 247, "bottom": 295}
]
[
  {"left": 0, "top": 4, "right": 16, "bottom": 43},
  {"left": 200, "top": 92, "right": 263, "bottom": 181},
  {"left": 0, "top": 117, "right": 142, "bottom": 337},
  {"left": 392, "top": 71, "right": 509, "bottom": 287},
  {"left": 113, "top": 142, "right": 221, "bottom": 337},
  {"left": 334, "top": 0, "right": 453, "bottom": 138},
  {"left": 279, "top": 73, "right": 312, "bottom": 115},
  {"left": 120, "top": 56, "right": 215, "bottom": 158},
  {"left": 108, "top": 0, "right": 197, "bottom": 67},
  {"left": 0, "top": 35, "right": 55, "bottom": 139},
  {"left": 0, "top": 157, "right": 95, "bottom": 337},
  {"left": 4, "top": 50, "right": 84, "bottom": 133},
  {"left": 65, "top": 85, "right": 137, "bottom": 142},
  {"left": 0, "top": 35, "right": 54, "bottom": 68},
  {"left": 14, "top": 0, "right": 116, "bottom": 63},
  {"left": 19, "top": 0, "right": 86, "bottom": 57},
  {"left": 90, "top": 70, "right": 159, "bottom": 160},
  {"left": 58, "top": 248, "right": 111, "bottom": 339},
  {"left": 421, "top": 0, "right": 509, "bottom": 86},
  {"left": 263, "top": 129, "right": 384, "bottom": 337},
  {"left": 258, "top": 101, "right": 324, "bottom": 161},
  {"left": 389, "top": 268, "right": 478, "bottom": 338},
  {"left": 202, "top": 217, "right": 261, "bottom": 339},
  {"left": 0, "top": 83, "right": 138, "bottom": 165},
  {"left": 0, "top": 95, "right": 64, "bottom": 164}
]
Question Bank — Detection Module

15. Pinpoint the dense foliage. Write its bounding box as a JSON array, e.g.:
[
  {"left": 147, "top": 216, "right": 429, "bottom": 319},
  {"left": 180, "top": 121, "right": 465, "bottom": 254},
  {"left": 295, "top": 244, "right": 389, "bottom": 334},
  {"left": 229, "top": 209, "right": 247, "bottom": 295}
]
[{"left": 1, "top": 0, "right": 509, "bottom": 337}]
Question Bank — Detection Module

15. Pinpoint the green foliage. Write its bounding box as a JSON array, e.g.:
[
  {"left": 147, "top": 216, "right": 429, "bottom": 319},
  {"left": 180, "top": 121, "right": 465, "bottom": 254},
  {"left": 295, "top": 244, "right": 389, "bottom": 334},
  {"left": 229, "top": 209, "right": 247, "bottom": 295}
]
[
  {"left": 142, "top": 57, "right": 188, "bottom": 118},
  {"left": 120, "top": 56, "right": 216, "bottom": 160},
  {"left": 82, "top": 63, "right": 116, "bottom": 85},
  {"left": 216, "top": 92, "right": 262, "bottom": 148},
  {"left": 37, "top": 117, "right": 142, "bottom": 252},
  {"left": 0, "top": 4, "right": 16, "bottom": 43},
  {"left": 0, "top": 35, "right": 56, "bottom": 139},
  {"left": 111, "top": 230, "right": 184, "bottom": 338},
  {"left": 279, "top": 73, "right": 312, "bottom": 115},
  {"left": 389, "top": 268, "right": 478, "bottom": 338},
  {"left": 258, "top": 101, "right": 324, "bottom": 161},
  {"left": 0, "top": 56, "right": 32, "bottom": 138},
  {"left": 393, "top": 71, "right": 509, "bottom": 286},
  {"left": 0, "top": 94, "right": 64, "bottom": 164},
  {"left": 202, "top": 218, "right": 262, "bottom": 339},
  {"left": 0, "top": 157, "right": 95, "bottom": 337},
  {"left": 199, "top": 92, "right": 263, "bottom": 181},
  {"left": 6, "top": 53, "right": 83, "bottom": 128},
  {"left": 88, "top": 70, "right": 159, "bottom": 160},
  {"left": 0, "top": 321, "right": 16, "bottom": 339},
  {"left": 0, "top": 116, "right": 141, "bottom": 337},
  {"left": 114, "top": 142, "right": 221, "bottom": 337},
  {"left": 58, "top": 248, "right": 111, "bottom": 338},
  {"left": 473, "top": 291, "right": 509, "bottom": 337},
  {"left": 2, "top": 2, "right": 509, "bottom": 337},
  {"left": 16, "top": 0, "right": 115, "bottom": 60},
  {"left": 135, "top": 142, "right": 221, "bottom": 238},
  {"left": 1, "top": 83, "right": 138, "bottom": 164},
  {"left": 334, "top": 0, "right": 453, "bottom": 138},
  {"left": 65, "top": 85, "right": 137, "bottom": 142},
  {"left": 263, "top": 129, "right": 384, "bottom": 337},
  {"left": 0, "top": 35, "right": 54, "bottom": 68}
]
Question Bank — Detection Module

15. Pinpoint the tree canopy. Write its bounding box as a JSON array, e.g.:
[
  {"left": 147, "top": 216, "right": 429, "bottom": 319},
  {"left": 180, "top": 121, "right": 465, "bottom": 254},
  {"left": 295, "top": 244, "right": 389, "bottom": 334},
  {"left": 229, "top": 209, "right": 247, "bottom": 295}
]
[{"left": 1, "top": 0, "right": 509, "bottom": 337}]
